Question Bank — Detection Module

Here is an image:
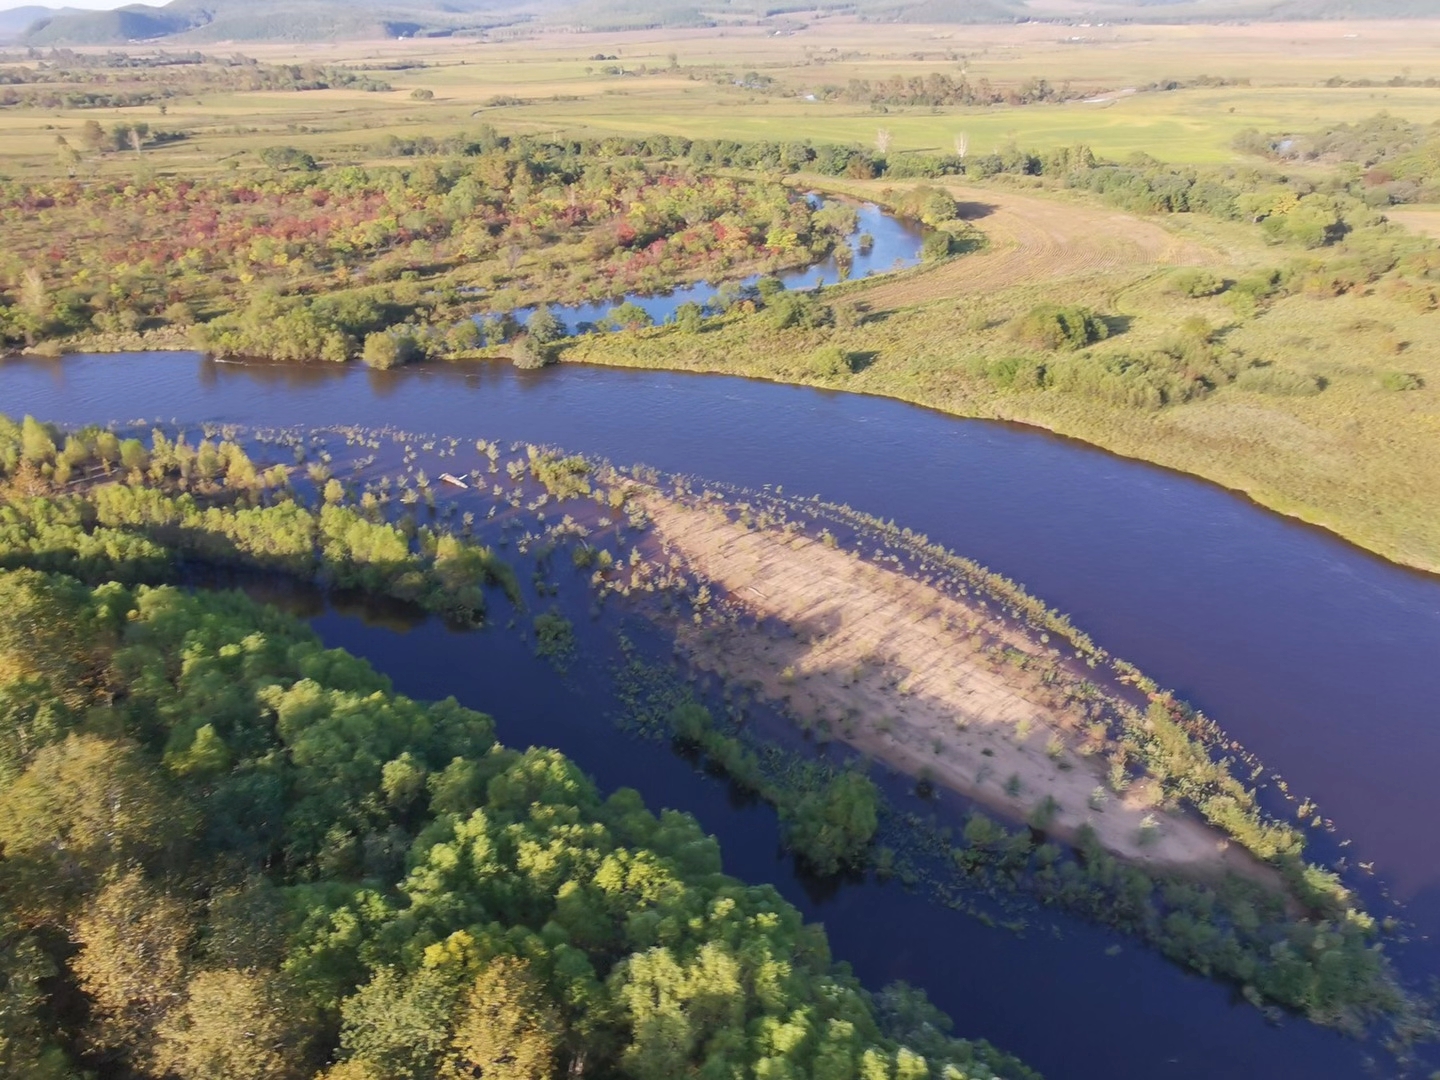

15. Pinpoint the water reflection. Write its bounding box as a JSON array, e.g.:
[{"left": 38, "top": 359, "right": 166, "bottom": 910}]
[{"left": 506, "top": 200, "right": 926, "bottom": 334}]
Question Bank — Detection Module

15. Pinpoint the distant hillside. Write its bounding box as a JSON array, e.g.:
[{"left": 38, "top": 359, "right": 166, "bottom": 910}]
[
  {"left": 0, "top": 5, "right": 72, "bottom": 43},
  {"left": 18, "top": 0, "right": 528, "bottom": 46},
  {"left": 15, "top": 0, "right": 1440, "bottom": 47},
  {"left": 1051, "top": 0, "right": 1440, "bottom": 19}
]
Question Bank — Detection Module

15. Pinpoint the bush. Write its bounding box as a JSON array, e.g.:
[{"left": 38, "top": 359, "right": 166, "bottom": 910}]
[
  {"left": 755, "top": 276, "right": 787, "bottom": 301},
  {"left": 1008, "top": 304, "right": 1109, "bottom": 351},
  {"left": 605, "top": 302, "right": 652, "bottom": 331},
  {"left": 893, "top": 184, "right": 959, "bottom": 225},
  {"left": 811, "top": 345, "right": 854, "bottom": 377},
  {"left": 783, "top": 772, "right": 879, "bottom": 875},
  {"left": 443, "top": 319, "right": 483, "bottom": 353},
  {"left": 361, "top": 329, "right": 420, "bottom": 370},
  {"left": 1225, "top": 269, "right": 1285, "bottom": 318},
  {"left": 512, "top": 334, "right": 552, "bottom": 370},
  {"left": 768, "top": 292, "right": 832, "bottom": 331},
  {"left": 257, "top": 145, "right": 317, "bottom": 171},
  {"left": 527, "top": 304, "right": 565, "bottom": 344},
  {"left": 1047, "top": 351, "right": 1208, "bottom": 409},
  {"left": 409, "top": 88, "right": 435, "bottom": 101},
  {"left": 1379, "top": 371, "right": 1424, "bottom": 391},
  {"left": 1235, "top": 366, "right": 1324, "bottom": 396},
  {"left": 982, "top": 356, "right": 1048, "bottom": 391},
  {"left": 1167, "top": 269, "right": 1226, "bottom": 298},
  {"left": 671, "top": 301, "right": 705, "bottom": 334},
  {"left": 921, "top": 231, "right": 956, "bottom": 261}
]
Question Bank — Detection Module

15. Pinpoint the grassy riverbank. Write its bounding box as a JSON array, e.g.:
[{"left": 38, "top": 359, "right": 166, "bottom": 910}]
[
  {"left": 563, "top": 176, "right": 1440, "bottom": 575},
  {"left": 5, "top": 25, "right": 1440, "bottom": 570}
]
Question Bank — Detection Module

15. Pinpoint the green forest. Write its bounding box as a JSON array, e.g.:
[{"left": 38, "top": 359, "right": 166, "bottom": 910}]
[
  {"left": 0, "top": 410, "right": 1419, "bottom": 1045},
  {"left": 0, "top": 412, "right": 1035, "bottom": 1079}
]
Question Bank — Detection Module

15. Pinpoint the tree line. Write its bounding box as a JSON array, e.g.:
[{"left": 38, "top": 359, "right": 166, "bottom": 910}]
[{"left": 0, "top": 414, "right": 1037, "bottom": 1079}]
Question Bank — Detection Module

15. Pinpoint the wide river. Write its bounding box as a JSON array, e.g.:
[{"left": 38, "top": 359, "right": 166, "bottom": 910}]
[{"left": 5, "top": 350, "right": 1439, "bottom": 1079}]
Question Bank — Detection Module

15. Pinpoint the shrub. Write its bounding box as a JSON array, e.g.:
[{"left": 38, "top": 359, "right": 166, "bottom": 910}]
[
  {"left": 811, "top": 345, "right": 854, "bottom": 377},
  {"left": 1379, "top": 371, "right": 1424, "bottom": 391},
  {"left": 1167, "top": 268, "right": 1226, "bottom": 298},
  {"left": 893, "top": 184, "right": 959, "bottom": 225},
  {"left": 1008, "top": 304, "right": 1109, "bottom": 351},
  {"left": 671, "top": 301, "right": 705, "bottom": 334},
  {"left": 1048, "top": 351, "right": 1208, "bottom": 409},
  {"left": 782, "top": 772, "right": 879, "bottom": 875},
  {"left": 443, "top": 319, "right": 482, "bottom": 353},
  {"left": 360, "top": 329, "right": 419, "bottom": 370},
  {"left": 1224, "top": 269, "right": 1285, "bottom": 317},
  {"left": 1234, "top": 366, "right": 1324, "bottom": 396},
  {"left": 982, "top": 355, "right": 1048, "bottom": 391},
  {"left": 755, "top": 276, "right": 787, "bottom": 301},
  {"left": 527, "top": 304, "right": 565, "bottom": 344},
  {"left": 768, "top": 292, "right": 832, "bottom": 331},
  {"left": 512, "top": 334, "right": 552, "bottom": 370},
  {"left": 605, "top": 302, "right": 652, "bottom": 331},
  {"left": 257, "top": 145, "right": 317, "bottom": 171},
  {"left": 409, "top": 88, "right": 435, "bottom": 101},
  {"left": 921, "top": 231, "right": 956, "bottom": 261}
]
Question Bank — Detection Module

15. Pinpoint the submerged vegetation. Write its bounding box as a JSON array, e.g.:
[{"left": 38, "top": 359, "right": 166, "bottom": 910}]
[
  {"left": 0, "top": 567, "right": 1033, "bottom": 1080},
  {"left": 0, "top": 410, "right": 1424, "bottom": 1044}
]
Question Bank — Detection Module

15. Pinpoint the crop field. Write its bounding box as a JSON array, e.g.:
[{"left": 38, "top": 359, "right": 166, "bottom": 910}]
[
  {"left": 813, "top": 177, "right": 1217, "bottom": 305},
  {"left": 7, "top": 19, "right": 1440, "bottom": 176}
]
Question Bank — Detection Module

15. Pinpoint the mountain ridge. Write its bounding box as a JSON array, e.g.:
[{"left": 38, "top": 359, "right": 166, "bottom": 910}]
[{"left": 10, "top": 0, "right": 1440, "bottom": 47}]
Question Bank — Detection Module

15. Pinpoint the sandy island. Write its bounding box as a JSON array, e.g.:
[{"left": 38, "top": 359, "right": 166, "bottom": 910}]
[{"left": 643, "top": 495, "right": 1275, "bottom": 883}]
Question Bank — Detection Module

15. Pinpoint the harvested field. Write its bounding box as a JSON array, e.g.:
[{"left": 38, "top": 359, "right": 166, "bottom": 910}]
[
  {"left": 1383, "top": 206, "right": 1440, "bottom": 240},
  {"left": 855, "top": 182, "right": 1216, "bottom": 309},
  {"left": 645, "top": 495, "right": 1272, "bottom": 883}
]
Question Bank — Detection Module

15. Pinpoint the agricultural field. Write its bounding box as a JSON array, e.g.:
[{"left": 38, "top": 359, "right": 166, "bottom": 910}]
[
  {"left": 7, "top": 10, "right": 1440, "bottom": 1079},
  {"left": 2, "top": 16, "right": 1440, "bottom": 571},
  {"left": 7, "top": 20, "right": 1440, "bottom": 175}
]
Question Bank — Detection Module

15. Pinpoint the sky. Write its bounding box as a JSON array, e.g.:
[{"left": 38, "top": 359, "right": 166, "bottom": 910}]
[{"left": 0, "top": 0, "right": 138, "bottom": 11}]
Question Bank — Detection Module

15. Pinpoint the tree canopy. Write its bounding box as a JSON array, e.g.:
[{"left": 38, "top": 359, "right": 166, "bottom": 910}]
[{"left": 0, "top": 566, "right": 1033, "bottom": 1080}]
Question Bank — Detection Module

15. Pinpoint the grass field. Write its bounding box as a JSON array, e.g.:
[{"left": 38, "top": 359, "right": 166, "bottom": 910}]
[
  {"left": 3, "top": 17, "right": 1440, "bottom": 572},
  {"left": 566, "top": 175, "right": 1440, "bottom": 573},
  {"left": 7, "top": 19, "right": 1440, "bottom": 176}
]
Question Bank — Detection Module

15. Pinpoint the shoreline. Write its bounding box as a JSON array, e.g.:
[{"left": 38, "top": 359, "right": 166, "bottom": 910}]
[
  {"left": 10, "top": 344, "right": 1437, "bottom": 583},
  {"left": 641, "top": 493, "right": 1282, "bottom": 887}
]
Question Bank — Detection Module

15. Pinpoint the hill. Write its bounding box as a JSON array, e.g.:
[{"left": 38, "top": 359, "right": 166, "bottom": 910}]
[
  {"left": 0, "top": 5, "right": 69, "bottom": 43},
  {"left": 15, "top": 0, "right": 1440, "bottom": 47},
  {"left": 18, "top": 0, "right": 532, "bottom": 46}
]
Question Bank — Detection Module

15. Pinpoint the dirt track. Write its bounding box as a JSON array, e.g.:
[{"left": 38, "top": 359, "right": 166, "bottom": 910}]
[
  {"left": 645, "top": 496, "right": 1271, "bottom": 882},
  {"left": 857, "top": 182, "right": 1215, "bottom": 309}
]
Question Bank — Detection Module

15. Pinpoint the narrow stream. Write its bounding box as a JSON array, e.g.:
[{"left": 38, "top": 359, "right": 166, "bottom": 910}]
[{"left": 511, "top": 200, "right": 926, "bottom": 333}]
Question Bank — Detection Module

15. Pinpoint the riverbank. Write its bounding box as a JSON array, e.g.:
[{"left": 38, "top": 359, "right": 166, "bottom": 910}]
[
  {"left": 563, "top": 176, "right": 1440, "bottom": 576},
  {"left": 642, "top": 493, "right": 1275, "bottom": 884}
]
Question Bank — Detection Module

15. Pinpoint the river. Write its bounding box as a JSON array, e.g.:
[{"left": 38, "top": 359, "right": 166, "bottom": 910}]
[
  {"left": 511, "top": 199, "right": 927, "bottom": 334},
  {"left": 5, "top": 350, "right": 1439, "bottom": 1079}
]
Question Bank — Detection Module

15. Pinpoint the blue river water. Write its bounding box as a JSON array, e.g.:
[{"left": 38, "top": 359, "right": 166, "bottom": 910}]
[{"left": 4, "top": 350, "right": 1438, "bottom": 1079}]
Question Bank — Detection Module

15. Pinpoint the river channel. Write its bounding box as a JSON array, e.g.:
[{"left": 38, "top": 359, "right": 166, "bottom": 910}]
[
  {"left": 4, "top": 350, "right": 1438, "bottom": 1079},
  {"left": 512, "top": 199, "right": 927, "bottom": 333}
]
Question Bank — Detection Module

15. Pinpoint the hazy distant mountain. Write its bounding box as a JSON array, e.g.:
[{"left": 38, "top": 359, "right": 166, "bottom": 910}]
[
  {"left": 17, "top": 0, "right": 537, "bottom": 46},
  {"left": 1053, "top": 0, "right": 1440, "bottom": 19},
  {"left": 14, "top": 0, "right": 1440, "bottom": 47},
  {"left": 0, "top": 5, "right": 69, "bottom": 43}
]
